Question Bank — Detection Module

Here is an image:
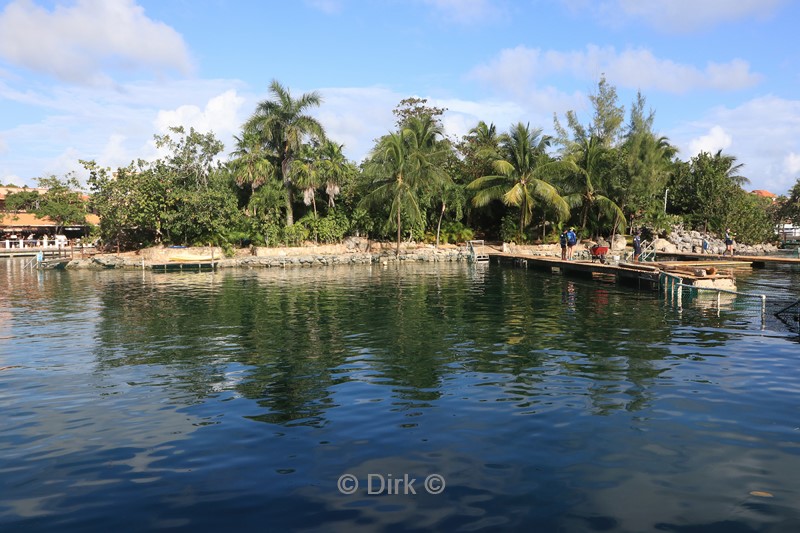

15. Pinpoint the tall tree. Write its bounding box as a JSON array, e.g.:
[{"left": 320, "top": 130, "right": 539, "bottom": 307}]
[
  {"left": 316, "top": 140, "right": 354, "bottom": 208},
  {"left": 362, "top": 116, "right": 450, "bottom": 255},
  {"left": 35, "top": 174, "right": 88, "bottom": 235},
  {"left": 229, "top": 130, "right": 275, "bottom": 212},
  {"left": 561, "top": 135, "right": 626, "bottom": 236},
  {"left": 467, "top": 122, "right": 569, "bottom": 242},
  {"left": 243, "top": 80, "right": 326, "bottom": 226},
  {"left": 669, "top": 150, "right": 749, "bottom": 231}
]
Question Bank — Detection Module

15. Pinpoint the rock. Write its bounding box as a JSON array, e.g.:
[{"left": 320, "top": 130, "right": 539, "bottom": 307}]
[
  {"left": 652, "top": 238, "right": 678, "bottom": 253},
  {"left": 610, "top": 234, "right": 627, "bottom": 251}
]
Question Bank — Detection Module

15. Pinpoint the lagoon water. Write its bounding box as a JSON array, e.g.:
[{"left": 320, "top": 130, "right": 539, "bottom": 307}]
[{"left": 1, "top": 258, "right": 799, "bottom": 531}]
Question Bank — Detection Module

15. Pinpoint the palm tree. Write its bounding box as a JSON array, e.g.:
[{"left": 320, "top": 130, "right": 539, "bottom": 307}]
[
  {"left": 467, "top": 122, "right": 569, "bottom": 242},
  {"left": 362, "top": 116, "right": 449, "bottom": 255},
  {"left": 317, "top": 140, "right": 351, "bottom": 208},
  {"left": 562, "top": 135, "right": 625, "bottom": 236},
  {"left": 243, "top": 80, "right": 326, "bottom": 227},
  {"left": 229, "top": 130, "right": 275, "bottom": 214},
  {"left": 290, "top": 144, "right": 321, "bottom": 219}
]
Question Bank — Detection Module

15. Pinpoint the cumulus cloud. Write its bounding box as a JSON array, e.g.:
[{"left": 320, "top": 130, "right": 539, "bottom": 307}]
[
  {"left": 671, "top": 96, "right": 800, "bottom": 194},
  {"left": 470, "top": 45, "right": 760, "bottom": 95},
  {"left": 688, "top": 125, "right": 732, "bottom": 155},
  {"left": 0, "top": 0, "right": 192, "bottom": 85},
  {"left": 155, "top": 90, "right": 246, "bottom": 138},
  {"left": 0, "top": 79, "right": 250, "bottom": 186}
]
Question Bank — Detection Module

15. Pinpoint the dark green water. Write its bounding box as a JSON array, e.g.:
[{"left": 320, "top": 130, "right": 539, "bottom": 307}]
[{"left": 1, "top": 258, "right": 799, "bottom": 532}]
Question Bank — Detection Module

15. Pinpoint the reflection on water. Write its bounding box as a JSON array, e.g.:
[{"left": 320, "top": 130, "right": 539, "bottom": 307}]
[{"left": 0, "top": 258, "right": 799, "bottom": 531}]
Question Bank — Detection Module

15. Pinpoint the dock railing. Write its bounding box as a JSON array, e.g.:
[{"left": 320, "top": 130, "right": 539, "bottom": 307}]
[
  {"left": 467, "top": 240, "right": 489, "bottom": 263},
  {"left": 660, "top": 271, "right": 768, "bottom": 329}
]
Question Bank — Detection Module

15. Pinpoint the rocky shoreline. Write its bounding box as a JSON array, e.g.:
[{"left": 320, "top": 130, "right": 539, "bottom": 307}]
[
  {"left": 65, "top": 242, "right": 472, "bottom": 270},
  {"left": 62, "top": 228, "right": 783, "bottom": 270}
]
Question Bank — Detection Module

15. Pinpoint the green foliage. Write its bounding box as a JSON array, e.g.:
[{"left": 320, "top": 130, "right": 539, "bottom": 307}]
[
  {"left": 361, "top": 116, "right": 451, "bottom": 254},
  {"left": 163, "top": 175, "right": 243, "bottom": 246},
  {"left": 668, "top": 150, "right": 748, "bottom": 232},
  {"left": 639, "top": 208, "right": 682, "bottom": 235},
  {"left": 282, "top": 223, "right": 310, "bottom": 246},
  {"left": 299, "top": 211, "right": 350, "bottom": 243},
  {"left": 4, "top": 190, "right": 40, "bottom": 211},
  {"left": 35, "top": 174, "right": 87, "bottom": 233},
  {"left": 436, "top": 221, "right": 473, "bottom": 244},
  {"left": 468, "top": 122, "right": 569, "bottom": 242},
  {"left": 725, "top": 191, "right": 776, "bottom": 244},
  {"left": 243, "top": 79, "right": 326, "bottom": 227},
  {"left": 500, "top": 213, "right": 521, "bottom": 243},
  {"left": 777, "top": 178, "right": 800, "bottom": 225},
  {"left": 392, "top": 97, "right": 447, "bottom": 129}
]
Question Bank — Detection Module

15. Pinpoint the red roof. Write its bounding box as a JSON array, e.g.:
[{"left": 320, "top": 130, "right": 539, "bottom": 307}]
[
  {"left": 0, "top": 213, "right": 99, "bottom": 228},
  {"left": 751, "top": 189, "right": 777, "bottom": 198}
]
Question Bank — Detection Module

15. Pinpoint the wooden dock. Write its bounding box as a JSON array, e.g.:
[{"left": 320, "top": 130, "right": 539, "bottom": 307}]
[
  {"left": 490, "top": 252, "right": 736, "bottom": 290},
  {"left": 655, "top": 251, "right": 800, "bottom": 267},
  {"left": 150, "top": 261, "right": 217, "bottom": 273}
]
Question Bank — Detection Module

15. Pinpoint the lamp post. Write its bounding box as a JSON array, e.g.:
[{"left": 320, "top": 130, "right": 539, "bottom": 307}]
[{"left": 664, "top": 188, "right": 669, "bottom": 213}]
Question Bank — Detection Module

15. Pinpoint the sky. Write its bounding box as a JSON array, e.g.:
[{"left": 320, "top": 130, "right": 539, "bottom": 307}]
[{"left": 1, "top": 0, "right": 799, "bottom": 195}]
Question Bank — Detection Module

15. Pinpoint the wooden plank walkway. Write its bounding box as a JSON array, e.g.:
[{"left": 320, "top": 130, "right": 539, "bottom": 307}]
[
  {"left": 656, "top": 251, "right": 800, "bottom": 266},
  {"left": 489, "top": 252, "right": 734, "bottom": 289}
]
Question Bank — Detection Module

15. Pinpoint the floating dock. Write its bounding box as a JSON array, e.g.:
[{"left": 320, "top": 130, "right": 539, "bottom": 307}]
[
  {"left": 656, "top": 251, "right": 800, "bottom": 267},
  {"left": 490, "top": 252, "right": 737, "bottom": 290}
]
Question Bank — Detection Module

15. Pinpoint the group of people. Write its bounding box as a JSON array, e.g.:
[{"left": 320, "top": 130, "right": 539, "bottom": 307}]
[
  {"left": 560, "top": 228, "right": 644, "bottom": 262},
  {"left": 559, "top": 227, "right": 578, "bottom": 260}
]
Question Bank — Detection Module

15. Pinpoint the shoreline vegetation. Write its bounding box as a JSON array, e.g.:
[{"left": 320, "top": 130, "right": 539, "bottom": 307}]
[
  {"left": 63, "top": 226, "right": 781, "bottom": 270},
  {"left": 7, "top": 78, "right": 800, "bottom": 257}
]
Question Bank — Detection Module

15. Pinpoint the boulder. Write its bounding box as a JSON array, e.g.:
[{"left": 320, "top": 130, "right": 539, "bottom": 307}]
[
  {"left": 652, "top": 238, "right": 678, "bottom": 254},
  {"left": 610, "top": 234, "right": 627, "bottom": 251}
]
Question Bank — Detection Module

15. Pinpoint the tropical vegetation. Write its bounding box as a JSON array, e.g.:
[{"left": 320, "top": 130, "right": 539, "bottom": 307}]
[{"left": 12, "top": 76, "right": 794, "bottom": 252}]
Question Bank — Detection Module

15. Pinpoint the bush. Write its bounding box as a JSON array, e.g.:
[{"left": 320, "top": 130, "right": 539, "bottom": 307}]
[
  {"left": 440, "top": 221, "right": 474, "bottom": 244},
  {"left": 500, "top": 214, "right": 520, "bottom": 243},
  {"left": 282, "top": 224, "right": 310, "bottom": 246}
]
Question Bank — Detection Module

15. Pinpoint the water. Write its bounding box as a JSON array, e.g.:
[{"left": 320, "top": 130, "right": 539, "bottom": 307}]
[{"left": 1, "top": 259, "right": 799, "bottom": 532}]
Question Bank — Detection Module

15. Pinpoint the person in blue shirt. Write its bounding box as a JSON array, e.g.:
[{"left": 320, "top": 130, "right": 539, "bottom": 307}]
[
  {"left": 559, "top": 228, "right": 568, "bottom": 260},
  {"left": 633, "top": 231, "right": 642, "bottom": 262},
  {"left": 723, "top": 228, "right": 734, "bottom": 256},
  {"left": 566, "top": 228, "right": 577, "bottom": 260}
]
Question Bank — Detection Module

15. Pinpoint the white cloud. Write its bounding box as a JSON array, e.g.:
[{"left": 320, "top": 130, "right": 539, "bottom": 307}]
[
  {"left": 671, "top": 96, "right": 800, "bottom": 194},
  {"left": 617, "top": 0, "right": 784, "bottom": 32},
  {"left": 304, "top": 0, "right": 344, "bottom": 14},
  {"left": 470, "top": 45, "right": 760, "bottom": 96},
  {"left": 0, "top": 0, "right": 192, "bottom": 85},
  {"left": 573, "top": 0, "right": 786, "bottom": 33},
  {"left": 688, "top": 125, "right": 732, "bottom": 155},
  {"left": 314, "top": 86, "right": 401, "bottom": 162},
  {"left": 0, "top": 79, "right": 251, "bottom": 186},
  {"left": 784, "top": 153, "right": 800, "bottom": 176},
  {"left": 421, "top": 0, "right": 505, "bottom": 24},
  {"left": 155, "top": 90, "right": 246, "bottom": 138}
]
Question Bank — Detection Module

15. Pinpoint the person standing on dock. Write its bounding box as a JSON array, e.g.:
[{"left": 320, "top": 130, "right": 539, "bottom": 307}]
[
  {"left": 633, "top": 231, "right": 642, "bottom": 262},
  {"left": 723, "top": 228, "right": 735, "bottom": 256},
  {"left": 566, "top": 227, "right": 577, "bottom": 260},
  {"left": 560, "top": 228, "right": 568, "bottom": 260}
]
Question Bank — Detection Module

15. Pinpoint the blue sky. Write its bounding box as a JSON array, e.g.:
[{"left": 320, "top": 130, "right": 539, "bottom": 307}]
[{"left": 1, "top": 0, "right": 799, "bottom": 194}]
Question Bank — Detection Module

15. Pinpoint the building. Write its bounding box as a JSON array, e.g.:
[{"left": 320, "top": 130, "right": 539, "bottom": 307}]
[
  {"left": 0, "top": 186, "right": 99, "bottom": 244},
  {"left": 751, "top": 189, "right": 778, "bottom": 201}
]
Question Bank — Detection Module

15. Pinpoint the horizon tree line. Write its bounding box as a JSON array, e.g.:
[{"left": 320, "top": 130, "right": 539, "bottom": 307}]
[{"left": 4, "top": 77, "right": 795, "bottom": 253}]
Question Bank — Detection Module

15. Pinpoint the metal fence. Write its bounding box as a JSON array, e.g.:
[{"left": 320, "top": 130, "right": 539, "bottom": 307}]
[{"left": 660, "top": 272, "right": 769, "bottom": 329}]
